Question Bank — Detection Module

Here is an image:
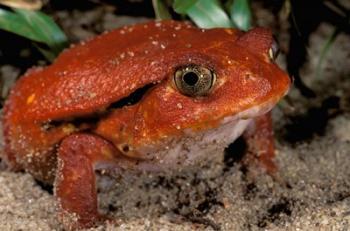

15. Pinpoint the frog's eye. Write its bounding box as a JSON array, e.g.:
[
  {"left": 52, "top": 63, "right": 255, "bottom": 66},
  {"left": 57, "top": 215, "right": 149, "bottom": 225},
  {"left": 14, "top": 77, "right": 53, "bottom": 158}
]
[
  {"left": 174, "top": 65, "right": 216, "bottom": 97},
  {"left": 268, "top": 38, "right": 280, "bottom": 61}
]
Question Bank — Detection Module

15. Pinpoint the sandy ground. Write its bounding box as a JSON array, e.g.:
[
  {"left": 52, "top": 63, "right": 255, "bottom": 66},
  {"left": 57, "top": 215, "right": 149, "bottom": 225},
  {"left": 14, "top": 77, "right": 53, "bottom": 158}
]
[{"left": 0, "top": 5, "right": 350, "bottom": 231}]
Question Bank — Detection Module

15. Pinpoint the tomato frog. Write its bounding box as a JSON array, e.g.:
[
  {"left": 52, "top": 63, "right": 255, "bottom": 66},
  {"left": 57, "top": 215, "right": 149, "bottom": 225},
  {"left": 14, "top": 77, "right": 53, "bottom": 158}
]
[{"left": 2, "top": 20, "right": 290, "bottom": 229}]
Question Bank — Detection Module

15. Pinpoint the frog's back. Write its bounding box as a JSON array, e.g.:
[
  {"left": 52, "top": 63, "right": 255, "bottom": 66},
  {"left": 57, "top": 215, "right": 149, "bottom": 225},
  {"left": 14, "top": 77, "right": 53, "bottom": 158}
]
[{"left": 4, "top": 20, "right": 241, "bottom": 124}]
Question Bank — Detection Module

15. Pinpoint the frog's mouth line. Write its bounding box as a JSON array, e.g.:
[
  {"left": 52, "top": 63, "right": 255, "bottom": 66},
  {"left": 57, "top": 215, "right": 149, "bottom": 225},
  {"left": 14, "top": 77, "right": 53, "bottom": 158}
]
[{"left": 220, "top": 98, "right": 278, "bottom": 125}]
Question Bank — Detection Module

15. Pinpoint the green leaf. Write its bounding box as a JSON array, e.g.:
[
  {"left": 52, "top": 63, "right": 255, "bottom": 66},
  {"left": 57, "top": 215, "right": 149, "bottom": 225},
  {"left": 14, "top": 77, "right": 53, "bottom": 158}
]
[
  {"left": 187, "top": 0, "right": 233, "bottom": 28},
  {"left": 173, "top": 0, "right": 198, "bottom": 14},
  {"left": 13, "top": 9, "right": 68, "bottom": 54},
  {"left": 0, "top": 8, "right": 41, "bottom": 42},
  {"left": 224, "top": 0, "right": 234, "bottom": 12},
  {"left": 229, "top": 0, "right": 252, "bottom": 31},
  {"left": 152, "top": 0, "right": 172, "bottom": 20},
  {"left": 34, "top": 44, "right": 57, "bottom": 62},
  {"left": 0, "top": 8, "right": 68, "bottom": 60}
]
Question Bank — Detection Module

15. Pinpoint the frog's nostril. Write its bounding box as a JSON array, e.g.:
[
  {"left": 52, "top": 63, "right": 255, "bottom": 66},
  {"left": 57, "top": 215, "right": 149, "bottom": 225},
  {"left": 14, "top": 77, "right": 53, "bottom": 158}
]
[
  {"left": 122, "top": 144, "right": 130, "bottom": 153},
  {"left": 183, "top": 72, "right": 199, "bottom": 86}
]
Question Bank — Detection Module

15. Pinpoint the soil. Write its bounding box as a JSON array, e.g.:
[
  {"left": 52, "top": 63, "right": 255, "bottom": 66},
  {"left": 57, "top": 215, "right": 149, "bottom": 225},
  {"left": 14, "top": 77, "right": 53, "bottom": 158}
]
[{"left": 0, "top": 1, "right": 349, "bottom": 231}]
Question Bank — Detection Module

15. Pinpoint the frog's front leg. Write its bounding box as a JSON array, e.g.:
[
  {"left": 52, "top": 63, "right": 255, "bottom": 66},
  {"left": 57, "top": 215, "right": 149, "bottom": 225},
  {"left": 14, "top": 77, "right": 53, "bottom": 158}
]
[
  {"left": 54, "top": 133, "right": 122, "bottom": 230},
  {"left": 243, "top": 112, "right": 277, "bottom": 174}
]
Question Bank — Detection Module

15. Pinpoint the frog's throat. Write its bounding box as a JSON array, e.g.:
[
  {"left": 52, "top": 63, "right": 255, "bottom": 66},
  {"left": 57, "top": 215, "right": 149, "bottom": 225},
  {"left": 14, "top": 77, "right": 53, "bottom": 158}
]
[{"left": 133, "top": 99, "right": 277, "bottom": 171}]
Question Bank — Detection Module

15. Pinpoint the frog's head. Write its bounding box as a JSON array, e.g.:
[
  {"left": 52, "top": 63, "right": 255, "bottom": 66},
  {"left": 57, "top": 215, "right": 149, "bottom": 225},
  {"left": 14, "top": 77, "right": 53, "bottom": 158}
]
[{"left": 96, "top": 21, "right": 290, "bottom": 165}]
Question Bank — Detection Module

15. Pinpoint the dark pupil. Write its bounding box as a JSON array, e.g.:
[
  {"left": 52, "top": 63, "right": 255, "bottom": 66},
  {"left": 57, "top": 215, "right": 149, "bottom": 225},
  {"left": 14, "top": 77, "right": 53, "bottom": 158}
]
[{"left": 182, "top": 71, "right": 199, "bottom": 86}]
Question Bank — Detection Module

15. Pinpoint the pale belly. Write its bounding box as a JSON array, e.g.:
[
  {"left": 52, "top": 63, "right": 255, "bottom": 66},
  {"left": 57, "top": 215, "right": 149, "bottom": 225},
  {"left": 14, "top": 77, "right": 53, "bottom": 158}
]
[{"left": 133, "top": 118, "right": 252, "bottom": 172}]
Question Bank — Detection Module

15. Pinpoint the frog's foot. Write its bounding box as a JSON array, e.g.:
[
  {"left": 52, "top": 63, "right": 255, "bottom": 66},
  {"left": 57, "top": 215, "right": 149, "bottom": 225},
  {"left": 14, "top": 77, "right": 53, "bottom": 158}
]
[
  {"left": 242, "top": 112, "right": 281, "bottom": 180},
  {"left": 54, "top": 133, "right": 121, "bottom": 230}
]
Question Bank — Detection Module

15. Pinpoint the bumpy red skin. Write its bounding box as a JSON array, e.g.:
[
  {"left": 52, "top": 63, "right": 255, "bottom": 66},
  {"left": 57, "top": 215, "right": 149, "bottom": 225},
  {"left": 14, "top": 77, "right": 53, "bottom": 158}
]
[{"left": 2, "top": 20, "right": 290, "bottom": 228}]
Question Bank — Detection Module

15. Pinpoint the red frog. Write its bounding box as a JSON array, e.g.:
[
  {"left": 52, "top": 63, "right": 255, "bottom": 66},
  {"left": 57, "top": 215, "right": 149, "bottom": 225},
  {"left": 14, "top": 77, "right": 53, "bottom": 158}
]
[{"left": 2, "top": 20, "right": 290, "bottom": 229}]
